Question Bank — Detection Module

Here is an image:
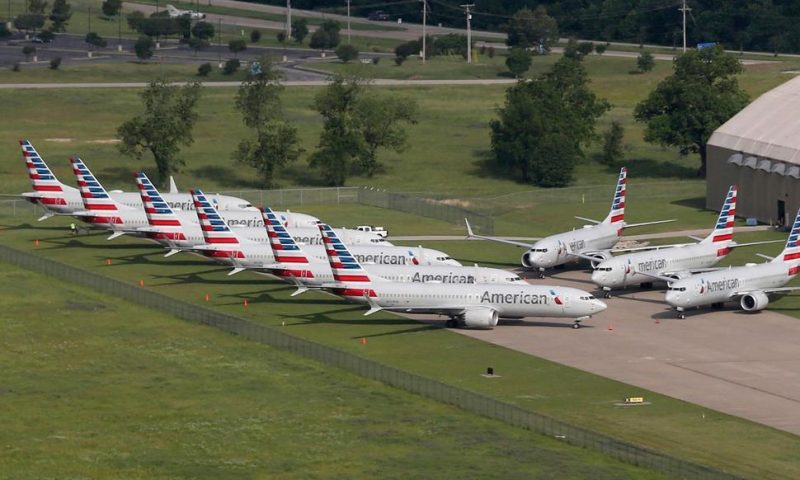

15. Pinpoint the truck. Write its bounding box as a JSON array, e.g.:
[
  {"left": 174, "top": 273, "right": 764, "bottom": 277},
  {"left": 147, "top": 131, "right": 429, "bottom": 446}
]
[{"left": 355, "top": 225, "right": 389, "bottom": 238}]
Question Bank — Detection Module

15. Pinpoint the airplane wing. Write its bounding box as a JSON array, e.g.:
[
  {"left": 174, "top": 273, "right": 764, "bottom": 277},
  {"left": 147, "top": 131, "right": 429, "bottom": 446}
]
[
  {"left": 611, "top": 242, "right": 694, "bottom": 253},
  {"left": 632, "top": 270, "right": 681, "bottom": 284},
  {"left": 729, "top": 239, "right": 784, "bottom": 249},
  {"left": 574, "top": 216, "right": 601, "bottom": 225},
  {"left": 730, "top": 286, "right": 800, "bottom": 298},
  {"left": 464, "top": 218, "right": 535, "bottom": 249},
  {"left": 564, "top": 250, "right": 607, "bottom": 262},
  {"left": 624, "top": 219, "right": 677, "bottom": 229},
  {"left": 361, "top": 292, "right": 476, "bottom": 317}
]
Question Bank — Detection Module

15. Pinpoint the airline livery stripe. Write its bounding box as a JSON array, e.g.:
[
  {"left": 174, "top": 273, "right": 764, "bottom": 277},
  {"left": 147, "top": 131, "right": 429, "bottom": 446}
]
[
  {"left": 149, "top": 219, "right": 182, "bottom": 226},
  {"left": 712, "top": 233, "right": 733, "bottom": 242},
  {"left": 610, "top": 214, "right": 624, "bottom": 223},
  {"left": 206, "top": 237, "right": 239, "bottom": 244},
  {"left": 33, "top": 185, "right": 63, "bottom": 192},
  {"left": 333, "top": 274, "right": 371, "bottom": 282},
  {"left": 275, "top": 269, "right": 315, "bottom": 278},
  {"left": 274, "top": 256, "right": 308, "bottom": 263},
  {"left": 84, "top": 203, "right": 117, "bottom": 210},
  {"left": 336, "top": 288, "right": 377, "bottom": 297}
]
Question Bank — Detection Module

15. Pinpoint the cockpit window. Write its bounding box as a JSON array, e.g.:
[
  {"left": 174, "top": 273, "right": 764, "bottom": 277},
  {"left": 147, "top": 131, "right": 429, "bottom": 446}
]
[
  {"left": 532, "top": 248, "right": 548, "bottom": 253},
  {"left": 668, "top": 287, "right": 686, "bottom": 292},
  {"left": 597, "top": 267, "right": 612, "bottom": 272}
]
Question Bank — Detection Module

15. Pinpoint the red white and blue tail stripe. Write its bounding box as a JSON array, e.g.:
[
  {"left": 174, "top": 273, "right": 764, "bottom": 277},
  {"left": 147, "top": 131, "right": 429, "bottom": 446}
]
[
  {"left": 21, "top": 140, "right": 64, "bottom": 195},
  {"left": 319, "top": 224, "right": 376, "bottom": 298},
  {"left": 264, "top": 207, "right": 309, "bottom": 264},
  {"left": 603, "top": 167, "right": 626, "bottom": 225},
  {"left": 191, "top": 189, "right": 239, "bottom": 245},
  {"left": 71, "top": 156, "right": 118, "bottom": 211},
  {"left": 136, "top": 172, "right": 186, "bottom": 241},
  {"left": 778, "top": 207, "right": 800, "bottom": 265},
  {"left": 703, "top": 185, "right": 736, "bottom": 253}
]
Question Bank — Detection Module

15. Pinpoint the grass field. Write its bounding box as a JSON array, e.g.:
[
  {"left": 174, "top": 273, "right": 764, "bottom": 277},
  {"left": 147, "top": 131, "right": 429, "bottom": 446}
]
[
  {"left": 1, "top": 212, "right": 798, "bottom": 479},
  {"left": 1, "top": 260, "right": 674, "bottom": 479}
]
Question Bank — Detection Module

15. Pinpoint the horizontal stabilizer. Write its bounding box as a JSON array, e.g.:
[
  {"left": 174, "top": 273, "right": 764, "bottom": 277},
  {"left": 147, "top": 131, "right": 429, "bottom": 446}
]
[
  {"left": 574, "top": 216, "right": 601, "bottom": 225},
  {"left": 755, "top": 253, "right": 774, "bottom": 261},
  {"left": 107, "top": 231, "right": 125, "bottom": 241},
  {"left": 624, "top": 219, "right": 677, "bottom": 229},
  {"left": 228, "top": 267, "right": 246, "bottom": 276}
]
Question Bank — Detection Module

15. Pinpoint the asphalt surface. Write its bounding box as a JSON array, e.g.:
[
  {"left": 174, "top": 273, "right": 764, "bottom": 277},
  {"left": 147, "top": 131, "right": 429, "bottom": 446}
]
[{"left": 408, "top": 265, "right": 800, "bottom": 436}]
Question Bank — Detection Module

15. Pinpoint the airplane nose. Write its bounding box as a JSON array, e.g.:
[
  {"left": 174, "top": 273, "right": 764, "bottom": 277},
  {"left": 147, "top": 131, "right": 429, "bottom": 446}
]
[
  {"left": 591, "top": 269, "right": 604, "bottom": 285},
  {"left": 665, "top": 291, "right": 680, "bottom": 307},
  {"left": 593, "top": 299, "right": 608, "bottom": 312}
]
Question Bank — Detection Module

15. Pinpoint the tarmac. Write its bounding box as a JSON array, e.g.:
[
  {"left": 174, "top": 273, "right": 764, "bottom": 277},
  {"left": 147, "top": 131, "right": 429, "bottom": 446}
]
[{"left": 409, "top": 266, "right": 800, "bottom": 435}]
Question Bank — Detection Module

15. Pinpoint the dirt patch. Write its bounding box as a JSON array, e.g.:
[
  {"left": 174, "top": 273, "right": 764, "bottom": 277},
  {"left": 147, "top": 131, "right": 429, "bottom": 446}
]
[
  {"left": 435, "top": 198, "right": 474, "bottom": 209},
  {"left": 44, "top": 138, "right": 72, "bottom": 142},
  {"left": 87, "top": 139, "right": 122, "bottom": 144},
  {"left": 64, "top": 300, "right": 107, "bottom": 312}
]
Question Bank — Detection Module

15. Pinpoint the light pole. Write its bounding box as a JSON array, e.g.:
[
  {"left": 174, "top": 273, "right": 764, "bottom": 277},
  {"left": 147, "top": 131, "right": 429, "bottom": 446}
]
[
  {"left": 678, "top": 0, "right": 691, "bottom": 53},
  {"left": 421, "top": 0, "right": 427, "bottom": 64},
  {"left": 461, "top": 3, "right": 473, "bottom": 63},
  {"left": 117, "top": 11, "right": 121, "bottom": 51},
  {"left": 285, "top": 0, "right": 291, "bottom": 39},
  {"left": 346, "top": 0, "right": 351, "bottom": 44}
]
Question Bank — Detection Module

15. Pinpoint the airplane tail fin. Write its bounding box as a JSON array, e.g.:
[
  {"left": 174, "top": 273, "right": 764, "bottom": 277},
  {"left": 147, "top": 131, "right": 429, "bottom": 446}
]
[
  {"left": 602, "top": 167, "right": 627, "bottom": 225},
  {"left": 136, "top": 172, "right": 186, "bottom": 241},
  {"left": 20, "top": 140, "right": 72, "bottom": 203},
  {"left": 70, "top": 156, "right": 121, "bottom": 212},
  {"left": 191, "top": 188, "right": 240, "bottom": 245},
  {"left": 318, "top": 223, "right": 374, "bottom": 291},
  {"left": 702, "top": 185, "right": 736, "bottom": 245},
  {"left": 264, "top": 207, "right": 317, "bottom": 278},
  {"left": 774, "top": 206, "right": 800, "bottom": 265}
]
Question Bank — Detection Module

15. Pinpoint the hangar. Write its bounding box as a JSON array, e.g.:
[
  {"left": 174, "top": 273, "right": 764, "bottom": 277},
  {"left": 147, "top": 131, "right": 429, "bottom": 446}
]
[{"left": 706, "top": 75, "right": 800, "bottom": 227}]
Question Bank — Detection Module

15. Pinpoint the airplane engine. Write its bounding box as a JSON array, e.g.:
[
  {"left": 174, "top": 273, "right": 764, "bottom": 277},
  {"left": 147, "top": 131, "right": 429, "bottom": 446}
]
[
  {"left": 589, "top": 251, "right": 613, "bottom": 269},
  {"left": 521, "top": 251, "right": 536, "bottom": 268},
  {"left": 462, "top": 309, "right": 499, "bottom": 329},
  {"left": 740, "top": 291, "right": 769, "bottom": 312}
]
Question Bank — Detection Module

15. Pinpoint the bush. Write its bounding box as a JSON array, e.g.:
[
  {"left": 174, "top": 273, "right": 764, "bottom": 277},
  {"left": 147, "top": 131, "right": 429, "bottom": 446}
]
[
  {"left": 12, "top": 62, "right": 20, "bottom": 71},
  {"left": 22, "top": 45, "right": 36, "bottom": 58},
  {"left": 101, "top": 0, "right": 122, "bottom": 17},
  {"left": 505, "top": 47, "right": 532, "bottom": 77},
  {"left": 372, "top": 57, "right": 380, "bottom": 65},
  {"left": 223, "top": 58, "right": 240, "bottom": 75},
  {"left": 250, "top": 29, "right": 261, "bottom": 43},
  {"left": 394, "top": 56, "right": 405, "bottom": 66},
  {"left": 134, "top": 36, "right": 154, "bottom": 60},
  {"left": 191, "top": 21, "right": 214, "bottom": 41},
  {"left": 335, "top": 43, "right": 359, "bottom": 63},
  {"left": 601, "top": 120, "right": 625, "bottom": 165},
  {"left": 228, "top": 38, "right": 247, "bottom": 57},
  {"left": 487, "top": 46, "right": 495, "bottom": 58},
  {"left": 85, "top": 32, "right": 107, "bottom": 48},
  {"left": 637, "top": 51, "right": 655, "bottom": 72},
  {"left": 49, "top": 56, "right": 62, "bottom": 69},
  {"left": 595, "top": 43, "right": 606, "bottom": 55},
  {"left": 37, "top": 30, "right": 55, "bottom": 42},
  {"left": 577, "top": 41, "right": 594, "bottom": 58},
  {"left": 276, "top": 31, "right": 286, "bottom": 43},
  {"left": 394, "top": 40, "right": 418, "bottom": 62},
  {"left": 127, "top": 10, "right": 145, "bottom": 31},
  {"left": 197, "top": 62, "right": 212, "bottom": 76},
  {"left": 0, "top": 22, "right": 10, "bottom": 38}
]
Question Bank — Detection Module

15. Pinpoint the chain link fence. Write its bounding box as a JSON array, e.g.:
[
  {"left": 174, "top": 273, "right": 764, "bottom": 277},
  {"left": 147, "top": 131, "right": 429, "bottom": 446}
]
[{"left": 0, "top": 243, "right": 740, "bottom": 480}]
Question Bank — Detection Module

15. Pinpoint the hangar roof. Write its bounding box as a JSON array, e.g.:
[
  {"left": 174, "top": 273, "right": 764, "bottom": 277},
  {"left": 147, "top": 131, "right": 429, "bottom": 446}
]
[{"left": 708, "top": 75, "right": 800, "bottom": 165}]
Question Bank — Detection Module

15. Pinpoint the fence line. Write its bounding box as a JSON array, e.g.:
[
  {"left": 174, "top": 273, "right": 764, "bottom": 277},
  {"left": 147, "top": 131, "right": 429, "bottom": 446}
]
[{"left": 0, "top": 243, "right": 739, "bottom": 480}]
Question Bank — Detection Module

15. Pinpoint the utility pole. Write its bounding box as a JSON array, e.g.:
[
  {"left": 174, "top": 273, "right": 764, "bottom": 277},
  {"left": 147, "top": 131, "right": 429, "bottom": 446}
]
[
  {"left": 218, "top": 17, "right": 221, "bottom": 63},
  {"left": 285, "top": 0, "right": 291, "bottom": 39},
  {"left": 461, "top": 3, "right": 473, "bottom": 63},
  {"left": 678, "top": 0, "right": 691, "bottom": 53},
  {"left": 346, "top": 0, "right": 351, "bottom": 44},
  {"left": 87, "top": 6, "right": 91, "bottom": 33},
  {"left": 421, "top": 0, "right": 427, "bottom": 64}
]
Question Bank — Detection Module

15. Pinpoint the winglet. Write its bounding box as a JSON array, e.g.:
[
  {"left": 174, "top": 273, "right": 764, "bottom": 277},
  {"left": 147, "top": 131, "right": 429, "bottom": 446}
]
[
  {"left": 363, "top": 291, "right": 383, "bottom": 316},
  {"left": 286, "top": 274, "right": 310, "bottom": 297},
  {"left": 168, "top": 176, "right": 179, "bottom": 194},
  {"left": 465, "top": 218, "right": 476, "bottom": 239},
  {"left": 227, "top": 267, "right": 246, "bottom": 276}
]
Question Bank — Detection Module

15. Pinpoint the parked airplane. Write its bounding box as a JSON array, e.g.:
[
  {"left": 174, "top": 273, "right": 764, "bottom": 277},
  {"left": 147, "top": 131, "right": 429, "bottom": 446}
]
[
  {"left": 189, "top": 189, "right": 461, "bottom": 273},
  {"left": 166, "top": 4, "right": 205, "bottom": 19},
  {"left": 316, "top": 223, "right": 607, "bottom": 329},
  {"left": 260, "top": 207, "right": 524, "bottom": 293},
  {"left": 135, "top": 172, "right": 386, "bottom": 249},
  {"left": 663, "top": 206, "right": 800, "bottom": 318},
  {"left": 19, "top": 140, "right": 258, "bottom": 218},
  {"left": 591, "top": 185, "right": 780, "bottom": 296},
  {"left": 466, "top": 167, "right": 674, "bottom": 277}
]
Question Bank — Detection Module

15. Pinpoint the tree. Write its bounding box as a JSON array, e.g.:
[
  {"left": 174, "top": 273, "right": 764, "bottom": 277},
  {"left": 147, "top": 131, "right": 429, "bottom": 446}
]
[
  {"left": 85, "top": 32, "right": 107, "bottom": 48},
  {"left": 127, "top": 11, "right": 145, "bottom": 31},
  {"left": 228, "top": 38, "right": 246, "bottom": 58},
  {"left": 578, "top": 42, "right": 594, "bottom": 57},
  {"left": 250, "top": 29, "right": 261, "bottom": 43},
  {"left": 188, "top": 37, "right": 209, "bottom": 55},
  {"left": 595, "top": 44, "right": 606, "bottom": 55},
  {"left": 197, "top": 62, "right": 212, "bottom": 76},
  {"left": 223, "top": 58, "right": 240, "bottom": 75},
  {"left": 14, "top": 14, "right": 45, "bottom": 34},
  {"left": 310, "top": 19, "right": 340, "bottom": 50},
  {"left": 309, "top": 74, "right": 367, "bottom": 186},
  {"left": 394, "top": 40, "right": 418, "bottom": 64},
  {"left": 28, "top": 0, "right": 48, "bottom": 14},
  {"left": 134, "top": 36, "right": 154, "bottom": 60},
  {"left": 276, "top": 31, "right": 286, "bottom": 43},
  {"left": 191, "top": 21, "right": 214, "bottom": 41},
  {"left": 634, "top": 46, "right": 749, "bottom": 176},
  {"left": 101, "top": 0, "right": 121, "bottom": 18},
  {"left": 0, "top": 23, "right": 10, "bottom": 38},
  {"left": 637, "top": 51, "right": 655, "bottom": 72},
  {"left": 117, "top": 80, "right": 202, "bottom": 186},
  {"left": 490, "top": 58, "right": 609, "bottom": 187},
  {"left": 49, "top": 0, "right": 72, "bottom": 32},
  {"left": 22, "top": 45, "right": 36, "bottom": 60},
  {"left": 291, "top": 18, "right": 308, "bottom": 44},
  {"left": 505, "top": 6, "right": 558, "bottom": 52},
  {"left": 335, "top": 43, "right": 359, "bottom": 63},
  {"left": 600, "top": 120, "right": 625, "bottom": 165},
  {"left": 49, "top": 56, "right": 62, "bottom": 69},
  {"left": 505, "top": 47, "right": 531, "bottom": 77},
  {"left": 353, "top": 94, "right": 418, "bottom": 176}
]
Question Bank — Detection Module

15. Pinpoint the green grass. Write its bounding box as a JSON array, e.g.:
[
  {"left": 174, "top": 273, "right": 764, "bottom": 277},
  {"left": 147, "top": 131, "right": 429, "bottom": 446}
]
[
  {"left": 1, "top": 214, "right": 799, "bottom": 479},
  {"left": 0, "top": 260, "right": 673, "bottom": 479}
]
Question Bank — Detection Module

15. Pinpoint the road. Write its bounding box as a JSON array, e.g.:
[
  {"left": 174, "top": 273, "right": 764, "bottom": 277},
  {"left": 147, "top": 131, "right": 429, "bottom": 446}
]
[{"left": 0, "top": 78, "right": 517, "bottom": 89}]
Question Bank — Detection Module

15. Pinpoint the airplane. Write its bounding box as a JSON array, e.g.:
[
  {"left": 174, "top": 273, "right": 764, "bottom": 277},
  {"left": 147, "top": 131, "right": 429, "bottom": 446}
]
[
  {"left": 260, "top": 207, "right": 525, "bottom": 293},
  {"left": 465, "top": 167, "right": 674, "bottom": 277},
  {"left": 313, "top": 222, "right": 607, "bottom": 329},
  {"left": 663, "top": 206, "right": 800, "bottom": 318},
  {"left": 189, "top": 188, "right": 461, "bottom": 273},
  {"left": 166, "top": 4, "right": 205, "bottom": 19},
  {"left": 19, "top": 140, "right": 260, "bottom": 219},
  {"left": 591, "top": 185, "right": 781, "bottom": 296},
  {"left": 134, "top": 171, "right": 387, "bottom": 250}
]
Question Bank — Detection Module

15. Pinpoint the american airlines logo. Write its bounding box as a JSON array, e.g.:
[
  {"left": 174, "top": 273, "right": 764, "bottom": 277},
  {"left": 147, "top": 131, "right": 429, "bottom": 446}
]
[
  {"left": 481, "top": 291, "right": 548, "bottom": 304},
  {"left": 354, "top": 253, "right": 408, "bottom": 265},
  {"left": 637, "top": 258, "right": 667, "bottom": 272},
  {"left": 570, "top": 240, "right": 585, "bottom": 251},
  {"left": 165, "top": 199, "right": 219, "bottom": 211},
  {"left": 292, "top": 235, "right": 323, "bottom": 246},
  {"left": 226, "top": 218, "right": 265, "bottom": 228},
  {"left": 412, "top": 272, "right": 475, "bottom": 284},
  {"left": 705, "top": 278, "right": 739, "bottom": 294}
]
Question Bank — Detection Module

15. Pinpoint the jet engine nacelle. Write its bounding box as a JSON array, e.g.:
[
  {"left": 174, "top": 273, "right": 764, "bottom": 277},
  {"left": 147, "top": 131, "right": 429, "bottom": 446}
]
[
  {"left": 521, "top": 251, "right": 536, "bottom": 268},
  {"left": 589, "top": 251, "right": 613, "bottom": 269},
  {"left": 740, "top": 291, "right": 769, "bottom": 312},
  {"left": 462, "top": 309, "right": 499, "bottom": 329}
]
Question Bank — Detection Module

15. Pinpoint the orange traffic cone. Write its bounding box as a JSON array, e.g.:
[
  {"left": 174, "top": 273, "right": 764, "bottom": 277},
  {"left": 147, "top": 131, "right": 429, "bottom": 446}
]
[
  {"left": 204, "top": 293, "right": 210, "bottom": 302},
  {"left": 243, "top": 299, "right": 249, "bottom": 308},
  {"left": 138, "top": 279, "right": 144, "bottom": 287},
  {"left": 360, "top": 337, "right": 368, "bottom": 345},
  {"left": 607, "top": 321, "right": 614, "bottom": 331},
  {"left": 106, "top": 258, "right": 112, "bottom": 266},
  {"left": 33, "top": 239, "right": 40, "bottom": 246}
]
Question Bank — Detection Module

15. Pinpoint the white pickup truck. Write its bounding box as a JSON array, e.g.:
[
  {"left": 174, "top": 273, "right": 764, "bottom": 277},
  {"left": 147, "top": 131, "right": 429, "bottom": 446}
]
[{"left": 355, "top": 225, "right": 389, "bottom": 238}]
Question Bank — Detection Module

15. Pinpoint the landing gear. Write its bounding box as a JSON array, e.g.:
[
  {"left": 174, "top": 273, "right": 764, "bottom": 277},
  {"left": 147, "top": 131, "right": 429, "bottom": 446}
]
[
  {"left": 572, "top": 320, "right": 582, "bottom": 329},
  {"left": 676, "top": 308, "right": 685, "bottom": 319},
  {"left": 445, "top": 318, "right": 457, "bottom": 328},
  {"left": 602, "top": 288, "right": 612, "bottom": 299},
  {"left": 537, "top": 268, "right": 545, "bottom": 279}
]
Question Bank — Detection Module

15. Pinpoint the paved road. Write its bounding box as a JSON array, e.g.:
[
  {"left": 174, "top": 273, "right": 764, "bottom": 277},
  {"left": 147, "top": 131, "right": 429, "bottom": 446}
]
[
  {"left": 407, "top": 266, "right": 800, "bottom": 436},
  {"left": 0, "top": 78, "right": 517, "bottom": 89}
]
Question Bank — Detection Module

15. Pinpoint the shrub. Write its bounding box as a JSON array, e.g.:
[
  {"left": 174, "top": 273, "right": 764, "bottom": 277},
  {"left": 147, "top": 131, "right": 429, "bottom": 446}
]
[
  {"left": 250, "top": 29, "right": 261, "bottom": 43},
  {"left": 49, "top": 56, "right": 62, "bottom": 69},
  {"left": 197, "top": 62, "right": 212, "bottom": 76},
  {"left": 276, "top": 31, "right": 286, "bottom": 43},
  {"left": 223, "top": 58, "right": 240, "bottom": 75},
  {"left": 22, "top": 45, "right": 36, "bottom": 58},
  {"left": 394, "top": 56, "right": 405, "bottom": 66},
  {"left": 372, "top": 56, "right": 380, "bottom": 65},
  {"left": 85, "top": 32, "right": 107, "bottom": 48},
  {"left": 595, "top": 43, "right": 606, "bottom": 55},
  {"left": 134, "top": 36, "right": 154, "bottom": 60},
  {"left": 335, "top": 43, "right": 359, "bottom": 63},
  {"left": 487, "top": 46, "right": 495, "bottom": 58},
  {"left": 12, "top": 62, "right": 20, "bottom": 71}
]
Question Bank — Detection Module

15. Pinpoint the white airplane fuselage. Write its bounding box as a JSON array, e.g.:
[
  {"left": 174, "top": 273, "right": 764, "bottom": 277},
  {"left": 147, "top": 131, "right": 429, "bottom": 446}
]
[
  {"left": 341, "top": 283, "right": 607, "bottom": 321},
  {"left": 665, "top": 262, "right": 795, "bottom": 310},
  {"left": 523, "top": 223, "right": 620, "bottom": 269},
  {"left": 593, "top": 243, "right": 726, "bottom": 290}
]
